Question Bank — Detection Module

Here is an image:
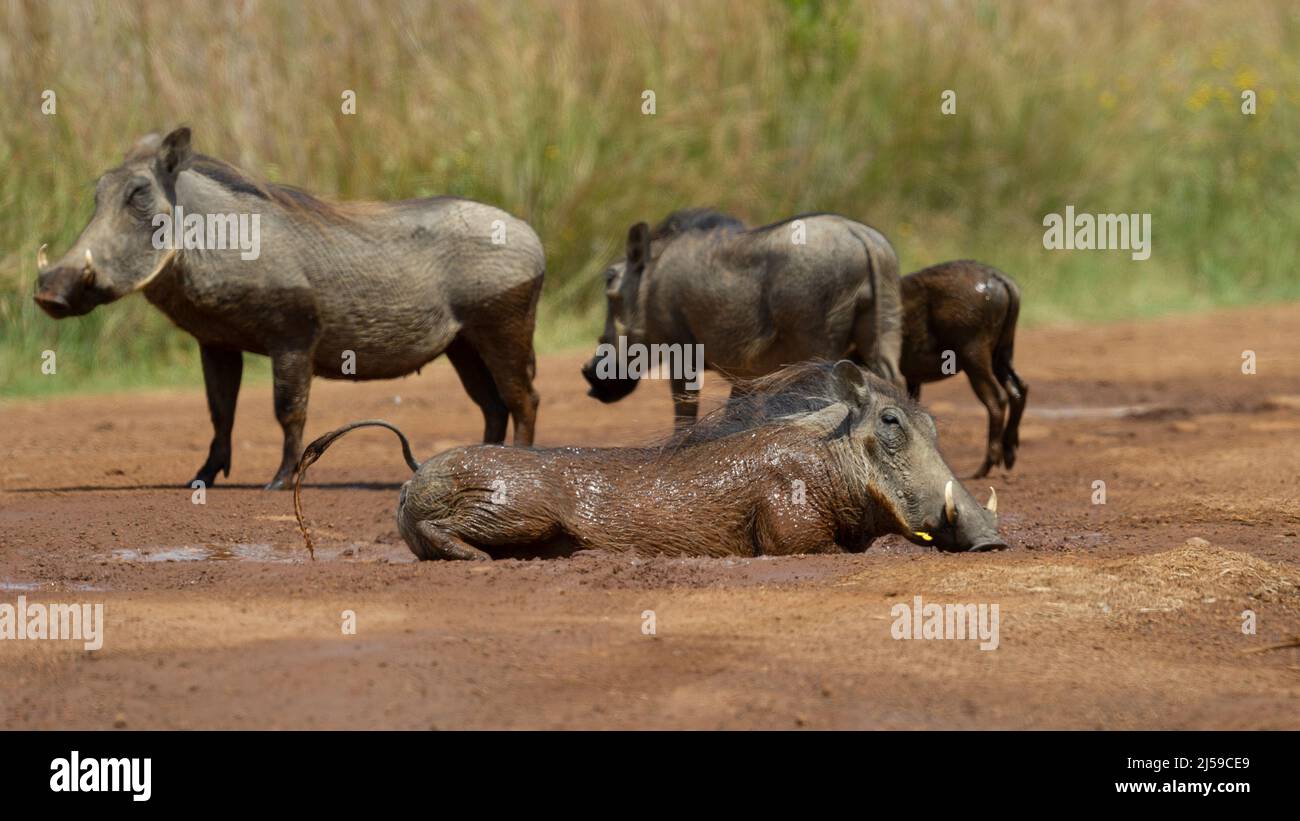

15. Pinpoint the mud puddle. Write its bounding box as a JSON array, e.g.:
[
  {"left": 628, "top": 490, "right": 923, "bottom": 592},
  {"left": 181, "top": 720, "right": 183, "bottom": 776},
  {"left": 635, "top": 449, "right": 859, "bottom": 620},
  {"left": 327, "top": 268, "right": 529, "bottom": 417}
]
[
  {"left": 1027, "top": 404, "right": 1185, "bottom": 420},
  {"left": 0, "top": 581, "right": 106, "bottom": 592},
  {"left": 109, "top": 542, "right": 415, "bottom": 564}
]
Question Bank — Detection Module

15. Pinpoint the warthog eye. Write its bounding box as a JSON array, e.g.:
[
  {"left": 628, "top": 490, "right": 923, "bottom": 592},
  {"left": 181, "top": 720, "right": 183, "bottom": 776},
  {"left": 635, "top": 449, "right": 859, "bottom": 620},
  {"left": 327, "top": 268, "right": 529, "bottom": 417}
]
[
  {"left": 877, "top": 410, "right": 906, "bottom": 449},
  {"left": 126, "top": 182, "right": 152, "bottom": 212}
]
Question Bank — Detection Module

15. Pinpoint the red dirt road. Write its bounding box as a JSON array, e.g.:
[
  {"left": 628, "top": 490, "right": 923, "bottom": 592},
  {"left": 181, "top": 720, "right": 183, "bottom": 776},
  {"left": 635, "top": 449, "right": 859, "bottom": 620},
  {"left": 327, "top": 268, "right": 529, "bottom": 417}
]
[{"left": 2, "top": 303, "right": 1298, "bottom": 729}]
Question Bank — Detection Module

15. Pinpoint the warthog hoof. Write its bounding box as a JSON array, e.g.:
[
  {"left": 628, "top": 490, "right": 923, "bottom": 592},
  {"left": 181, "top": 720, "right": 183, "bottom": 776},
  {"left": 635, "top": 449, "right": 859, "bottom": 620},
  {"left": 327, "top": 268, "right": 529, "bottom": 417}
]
[
  {"left": 189, "top": 471, "right": 219, "bottom": 489},
  {"left": 264, "top": 473, "right": 294, "bottom": 491}
]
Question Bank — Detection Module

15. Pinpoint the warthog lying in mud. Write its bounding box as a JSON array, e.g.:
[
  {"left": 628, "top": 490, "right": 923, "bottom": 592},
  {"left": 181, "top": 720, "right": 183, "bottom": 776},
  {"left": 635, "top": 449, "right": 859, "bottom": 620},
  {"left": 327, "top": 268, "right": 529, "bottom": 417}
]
[
  {"left": 900, "top": 260, "right": 1028, "bottom": 478},
  {"left": 581, "top": 209, "right": 904, "bottom": 426},
  {"left": 34, "top": 127, "right": 543, "bottom": 489},
  {"left": 294, "top": 360, "right": 1005, "bottom": 560}
]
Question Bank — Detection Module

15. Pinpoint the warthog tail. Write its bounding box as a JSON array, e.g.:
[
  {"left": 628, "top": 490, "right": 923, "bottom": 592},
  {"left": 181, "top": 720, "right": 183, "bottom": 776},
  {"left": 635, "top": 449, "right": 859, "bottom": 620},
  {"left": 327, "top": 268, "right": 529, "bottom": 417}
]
[
  {"left": 292, "top": 420, "right": 421, "bottom": 559},
  {"left": 989, "top": 269, "right": 1022, "bottom": 382}
]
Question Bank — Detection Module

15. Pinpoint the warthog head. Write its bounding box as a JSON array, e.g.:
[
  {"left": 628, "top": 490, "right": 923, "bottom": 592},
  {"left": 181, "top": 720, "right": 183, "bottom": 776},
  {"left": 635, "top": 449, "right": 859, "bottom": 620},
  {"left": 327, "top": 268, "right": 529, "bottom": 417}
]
[
  {"left": 708, "top": 360, "right": 1006, "bottom": 552},
  {"left": 33, "top": 128, "right": 191, "bottom": 318},
  {"left": 582, "top": 211, "right": 745, "bottom": 401},
  {"left": 580, "top": 221, "right": 650, "bottom": 402},
  {"left": 819, "top": 361, "right": 1004, "bottom": 552}
]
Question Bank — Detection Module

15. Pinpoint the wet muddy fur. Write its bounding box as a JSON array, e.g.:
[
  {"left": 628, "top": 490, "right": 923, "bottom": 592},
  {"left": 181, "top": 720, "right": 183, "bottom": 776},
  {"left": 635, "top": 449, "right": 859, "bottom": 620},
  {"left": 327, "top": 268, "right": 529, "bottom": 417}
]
[{"left": 295, "top": 360, "right": 1005, "bottom": 561}]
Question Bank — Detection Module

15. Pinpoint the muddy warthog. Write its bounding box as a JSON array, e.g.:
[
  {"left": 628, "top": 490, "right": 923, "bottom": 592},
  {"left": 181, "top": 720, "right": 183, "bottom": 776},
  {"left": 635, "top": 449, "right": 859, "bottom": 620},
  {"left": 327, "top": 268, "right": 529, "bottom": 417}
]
[
  {"left": 580, "top": 209, "right": 904, "bottom": 426},
  {"left": 294, "top": 360, "right": 1005, "bottom": 560},
  {"left": 33, "top": 128, "right": 543, "bottom": 489},
  {"left": 900, "top": 260, "right": 1028, "bottom": 478}
]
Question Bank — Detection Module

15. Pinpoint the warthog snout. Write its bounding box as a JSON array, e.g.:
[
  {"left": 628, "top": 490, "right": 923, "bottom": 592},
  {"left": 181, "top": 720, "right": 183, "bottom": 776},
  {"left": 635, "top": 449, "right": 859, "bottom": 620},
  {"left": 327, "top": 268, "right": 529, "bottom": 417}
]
[
  {"left": 33, "top": 288, "right": 71, "bottom": 318},
  {"left": 920, "top": 479, "right": 1006, "bottom": 552},
  {"left": 34, "top": 247, "right": 105, "bottom": 319},
  {"left": 580, "top": 357, "right": 639, "bottom": 402},
  {"left": 34, "top": 268, "right": 89, "bottom": 319}
]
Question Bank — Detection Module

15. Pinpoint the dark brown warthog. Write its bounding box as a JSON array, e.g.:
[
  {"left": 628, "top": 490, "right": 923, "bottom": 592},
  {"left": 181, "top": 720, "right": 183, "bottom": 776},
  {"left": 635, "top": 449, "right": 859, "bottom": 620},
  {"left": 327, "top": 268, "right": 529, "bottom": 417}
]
[
  {"left": 900, "top": 260, "right": 1028, "bottom": 478},
  {"left": 294, "top": 361, "right": 1005, "bottom": 560},
  {"left": 580, "top": 209, "right": 904, "bottom": 426},
  {"left": 33, "top": 128, "right": 543, "bottom": 489}
]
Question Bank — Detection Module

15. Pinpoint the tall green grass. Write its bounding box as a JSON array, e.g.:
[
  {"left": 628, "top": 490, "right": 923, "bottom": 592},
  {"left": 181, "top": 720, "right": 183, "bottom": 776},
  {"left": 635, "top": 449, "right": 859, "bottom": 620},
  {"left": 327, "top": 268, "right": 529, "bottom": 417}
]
[{"left": 2, "top": 0, "right": 1297, "bottom": 395}]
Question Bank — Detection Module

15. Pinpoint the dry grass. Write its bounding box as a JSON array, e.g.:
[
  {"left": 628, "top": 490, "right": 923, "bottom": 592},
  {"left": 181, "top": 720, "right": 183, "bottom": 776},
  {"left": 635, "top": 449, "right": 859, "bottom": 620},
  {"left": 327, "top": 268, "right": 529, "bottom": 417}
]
[{"left": 2, "top": 0, "right": 1298, "bottom": 394}]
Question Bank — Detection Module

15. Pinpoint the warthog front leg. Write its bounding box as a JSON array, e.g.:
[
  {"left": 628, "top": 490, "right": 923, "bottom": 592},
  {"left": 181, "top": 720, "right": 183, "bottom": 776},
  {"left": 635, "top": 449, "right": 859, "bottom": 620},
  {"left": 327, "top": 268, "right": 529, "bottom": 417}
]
[
  {"left": 671, "top": 376, "right": 700, "bottom": 430},
  {"left": 266, "top": 346, "right": 315, "bottom": 490},
  {"left": 191, "top": 344, "right": 243, "bottom": 488}
]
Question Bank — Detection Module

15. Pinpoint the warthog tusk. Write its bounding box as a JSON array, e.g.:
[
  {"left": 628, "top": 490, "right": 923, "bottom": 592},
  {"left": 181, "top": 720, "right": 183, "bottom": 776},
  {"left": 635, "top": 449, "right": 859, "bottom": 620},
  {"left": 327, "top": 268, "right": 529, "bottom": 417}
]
[
  {"left": 37, "top": 243, "right": 49, "bottom": 270},
  {"left": 944, "top": 479, "right": 956, "bottom": 525},
  {"left": 986, "top": 486, "right": 997, "bottom": 514},
  {"left": 83, "top": 249, "right": 96, "bottom": 285},
  {"left": 131, "top": 248, "right": 176, "bottom": 292}
]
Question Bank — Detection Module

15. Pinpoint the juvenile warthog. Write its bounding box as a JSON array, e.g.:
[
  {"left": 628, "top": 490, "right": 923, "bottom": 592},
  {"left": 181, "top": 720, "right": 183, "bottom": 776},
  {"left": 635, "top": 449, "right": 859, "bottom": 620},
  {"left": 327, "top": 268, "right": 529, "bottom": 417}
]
[
  {"left": 581, "top": 209, "right": 904, "bottom": 425},
  {"left": 34, "top": 128, "right": 543, "bottom": 489},
  {"left": 294, "top": 360, "right": 1005, "bottom": 560},
  {"left": 900, "top": 260, "right": 1028, "bottom": 477}
]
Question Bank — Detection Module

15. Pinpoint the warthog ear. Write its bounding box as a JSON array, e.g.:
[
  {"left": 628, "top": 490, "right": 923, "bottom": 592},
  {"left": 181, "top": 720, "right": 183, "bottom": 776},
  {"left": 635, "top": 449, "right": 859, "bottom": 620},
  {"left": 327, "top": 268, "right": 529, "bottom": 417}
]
[
  {"left": 626, "top": 222, "right": 651, "bottom": 272},
  {"left": 158, "top": 127, "right": 193, "bottom": 178},
  {"left": 124, "top": 133, "right": 162, "bottom": 163},
  {"left": 831, "top": 360, "right": 870, "bottom": 420}
]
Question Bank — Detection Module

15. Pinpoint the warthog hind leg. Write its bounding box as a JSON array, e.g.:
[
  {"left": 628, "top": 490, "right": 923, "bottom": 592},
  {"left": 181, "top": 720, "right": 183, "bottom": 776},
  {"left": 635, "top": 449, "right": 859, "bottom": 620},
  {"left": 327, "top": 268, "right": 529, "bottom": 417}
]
[
  {"left": 266, "top": 346, "right": 315, "bottom": 490},
  {"left": 459, "top": 326, "right": 539, "bottom": 446},
  {"left": 965, "top": 356, "right": 1008, "bottom": 479},
  {"left": 446, "top": 335, "right": 509, "bottom": 443},
  {"left": 415, "top": 520, "right": 492, "bottom": 561},
  {"left": 999, "top": 367, "right": 1028, "bottom": 469}
]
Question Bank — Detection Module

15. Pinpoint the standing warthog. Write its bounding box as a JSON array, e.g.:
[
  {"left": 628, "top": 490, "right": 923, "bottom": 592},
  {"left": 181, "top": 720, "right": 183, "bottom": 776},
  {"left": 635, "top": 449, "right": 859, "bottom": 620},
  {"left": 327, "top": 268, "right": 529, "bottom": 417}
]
[
  {"left": 294, "top": 360, "right": 1005, "bottom": 560},
  {"left": 580, "top": 209, "right": 904, "bottom": 426},
  {"left": 33, "top": 127, "right": 543, "bottom": 489},
  {"left": 900, "top": 260, "right": 1028, "bottom": 478}
]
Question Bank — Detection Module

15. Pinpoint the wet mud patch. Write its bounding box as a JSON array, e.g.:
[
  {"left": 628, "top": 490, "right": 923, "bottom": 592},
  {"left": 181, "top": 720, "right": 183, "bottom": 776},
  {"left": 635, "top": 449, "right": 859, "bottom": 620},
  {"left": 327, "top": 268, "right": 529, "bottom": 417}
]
[{"left": 107, "top": 540, "right": 416, "bottom": 565}]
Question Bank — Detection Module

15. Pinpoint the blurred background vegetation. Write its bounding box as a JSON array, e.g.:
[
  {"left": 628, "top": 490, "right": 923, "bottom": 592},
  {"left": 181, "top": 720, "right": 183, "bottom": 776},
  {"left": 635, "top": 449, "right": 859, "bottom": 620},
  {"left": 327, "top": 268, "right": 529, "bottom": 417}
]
[{"left": 2, "top": 0, "right": 1297, "bottom": 395}]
